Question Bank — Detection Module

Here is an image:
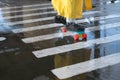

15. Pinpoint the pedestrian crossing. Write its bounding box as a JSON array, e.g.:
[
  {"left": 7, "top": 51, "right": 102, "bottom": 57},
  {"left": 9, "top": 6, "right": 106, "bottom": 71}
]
[
  {"left": 0, "top": 1, "right": 120, "bottom": 79},
  {"left": 12, "top": 13, "right": 120, "bottom": 33},
  {"left": 22, "top": 22, "right": 120, "bottom": 43},
  {"left": 33, "top": 34, "right": 120, "bottom": 58},
  {"left": 0, "top": 37, "right": 6, "bottom": 41},
  {"left": 2, "top": 3, "right": 51, "bottom": 10},
  {"left": 3, "top": 11, "right": 100, "bottom": 26},
  {"left": 11, "top": 11, "right": 100, "bottom": 33},
  {"left": 2, "top": 6, "right": 53, "bottom": 14},
  {"left": 20, "top": 13, "right": 120, "bottom": 43},
  {"left": 51, "top": 52, "right": 120, "bottom": 79},
  {"left": 3, "top": 11, "right": 55, "bottom": 19}
]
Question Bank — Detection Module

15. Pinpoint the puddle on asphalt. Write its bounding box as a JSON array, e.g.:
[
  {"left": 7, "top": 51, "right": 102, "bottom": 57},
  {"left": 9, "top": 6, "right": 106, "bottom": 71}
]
[{"left": 0, "top": 0, "right": 120, "bottom": 80}]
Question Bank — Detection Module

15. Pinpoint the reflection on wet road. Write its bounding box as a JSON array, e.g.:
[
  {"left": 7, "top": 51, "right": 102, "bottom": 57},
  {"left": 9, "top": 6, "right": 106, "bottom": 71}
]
[{"left": 0, "top": 0, "right": 120, "bottom": 80}]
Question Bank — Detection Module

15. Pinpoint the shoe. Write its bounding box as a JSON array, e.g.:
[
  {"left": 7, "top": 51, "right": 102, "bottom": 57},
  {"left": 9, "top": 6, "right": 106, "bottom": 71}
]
[
  {"left": 111, "top": 0, "right": 117, "bottom": 3},
  {"left": 66, "top": 22, "right": 85, "bottom": 31},
  {"left": 54, "top": 15, "right": 66, "bottom": 24},
  {"left": 92, "top": 5, "right": 96, "bottom": 8}
]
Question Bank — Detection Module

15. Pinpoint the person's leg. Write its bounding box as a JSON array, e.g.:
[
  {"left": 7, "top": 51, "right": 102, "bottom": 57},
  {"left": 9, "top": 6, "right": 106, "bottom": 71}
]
[
  {"left": 65, "top": 0, "right": 83, "bottom": 25},
  {"left": 52, "top": 0, "right": 84, "bottom": 31},
  {"left": 84, "top": 0, "right": 93, "bottom": 10},
  {"left": 51, "top": 0, "right": 66, "bottom": 24}
]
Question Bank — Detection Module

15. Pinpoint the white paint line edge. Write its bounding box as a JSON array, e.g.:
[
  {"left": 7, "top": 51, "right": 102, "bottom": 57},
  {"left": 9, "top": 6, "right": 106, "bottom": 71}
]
[
  {"left": 22, "top": 31, "right": 73, "bottom": 43},
  {"left": 32, "top": 34, "right": 120, "bottom": 58},
  {"left": 3, "top": 10, "right": 100, "bottom": 20},
  {"left": 0, "top": 37, "right": 6, "bottom": 41},
  {"left": 6, "top": 10, "right": 100, "bottom": 26},
  {"left": 7, "top": 16, "right": 54, "bottom": 26},
  {"left": 1, "top": 3, "right": 51, "bottom": 10},
  {"left": 21, "top": 20, "right": 120, "bottom": 43},
  {"left": 2, "top": 6, "right": 53, "bottom": 14},
  {"left": 12, "top": 23, "right": 63, "bottom": 33},
  {"left": 2, "top": 0, "right": 120, "bottom": 12},
  {"left": 4, "top": 11, "right": 56, "bottom": 19},
  {"left": 51, "top": 52, "right": 120, "bottom": 79},
  {"left": 12, "top": 12, "right": 120, "bottom": 33},
  {"left": 11, "top": 11, "right": 100, "bottom": 33}
]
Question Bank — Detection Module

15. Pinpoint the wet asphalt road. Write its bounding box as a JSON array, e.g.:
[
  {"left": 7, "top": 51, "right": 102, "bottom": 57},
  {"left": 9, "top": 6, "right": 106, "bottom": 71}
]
[{"left": 0, "top": 0, "right": 120, "bottom": 80}]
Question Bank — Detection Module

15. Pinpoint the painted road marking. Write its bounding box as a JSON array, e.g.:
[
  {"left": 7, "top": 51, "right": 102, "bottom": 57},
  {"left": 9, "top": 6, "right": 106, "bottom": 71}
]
[
  {"left": 2, "top": 0, "right": 120, "bottom": 12},
  {"left": 3, "top": 11, "right": 56, "bottom": 19},
  {"left": 11, "top": 11, "right": 100, "bottom": 33},
  {"left": 0, "top": 37, "right": 6, "bottom": 41},
  {"left": 1, "top": 3, "right": 51, "bottom": 10},
  {"left": 3, "top": 10, "right": 100, "bottom": 20},
  {"left": 5, "top": 11, "right": 100, "bottom": 26},
  {"left": 2, "top": 6, "right": 53, "bottom": 14},
  {"left": 51, "top": 52, "right": 120, "bottom": 79},
  {"left": 12, "top": 23, "right": 63, "bottom": 33},
  {"left": 33, "top": 34, "right": 120, "bottom": 58},
  {"left": 21, "top": 21, "right": 120, "bottom": 43},
  {"left": 12, "top": 13, "right": 120, "bottom": 33}
]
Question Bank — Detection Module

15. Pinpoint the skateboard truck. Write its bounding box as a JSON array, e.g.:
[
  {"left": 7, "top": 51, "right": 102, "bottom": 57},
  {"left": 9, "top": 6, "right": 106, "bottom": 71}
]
[
  {"left": 74, "top": 31, "right": 87, "bottom": 41},
  {"left": 60, "top": 26, "right": 87, "bottom": 41}
]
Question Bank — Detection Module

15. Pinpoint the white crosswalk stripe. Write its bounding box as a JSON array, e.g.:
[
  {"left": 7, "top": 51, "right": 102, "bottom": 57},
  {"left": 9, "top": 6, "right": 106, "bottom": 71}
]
[
  {"left": 3, "top": 10, "right": 100, "bottom": 20},
  {"left": 76, "top": 14, "right": 120, "bottom": 23},
  {"left": 4, "top": 11, "right": 100, "bottom": 26},
  {"left": 12, "top": 23, "right": 63, "bottom": 33},
  {"left": 11, "top": 11, "right": 100, "bottom": 33},
  {"left": 1, "top": 2, "right": 120, "bottom": 80},
  {"left": 3, "top": 11, "right": 56, "bottom": 19},
  {"left": 22, "top": 22, "right": 120, "bottom": 43},
  {"left": 7, "top": 16, "right": 54, "bottom": 25},
  {"left": 51, "top": 52, "right": 120, "bottom": 79},
  {"left": 2, "top": 6, "right": 53, "bottom": 14},
  {"left": 0, "top": 37, "right": 6, "bottom": 41},
  {"left": 33, "top": 34, "right": 120, "bottom": 58},
  {"left": 1, "top": 3, "right": 51, "bottom": 10},
  {"left": 20, "top": 15, "right": 120, "bottom": 43},
  {"left": 11, "top": 13, "right": 120, "bottom": 33},
  {"left": 1, "top": 0, "right": 120, "bottom": 13}
]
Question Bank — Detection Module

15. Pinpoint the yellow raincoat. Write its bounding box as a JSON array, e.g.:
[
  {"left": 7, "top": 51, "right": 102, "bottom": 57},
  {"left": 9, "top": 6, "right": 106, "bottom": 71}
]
[{"left": 52, "top": 0, "right": 92, "bottom": 19}]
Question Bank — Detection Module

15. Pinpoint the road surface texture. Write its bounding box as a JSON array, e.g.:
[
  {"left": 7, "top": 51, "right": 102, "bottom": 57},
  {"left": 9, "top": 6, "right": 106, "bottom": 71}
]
[{"left": 0, "top": 0, "right": 120, "bottom": 80}]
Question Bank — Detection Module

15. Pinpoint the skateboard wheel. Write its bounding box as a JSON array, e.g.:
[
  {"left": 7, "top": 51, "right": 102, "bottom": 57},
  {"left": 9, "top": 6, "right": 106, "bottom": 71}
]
[
  {"left": 61, "top": 27, "right": 67, "bottom": 32},
  {"left": 74, "top": 34, "right": 79, "bottom": 41},
  {"left": 82, "top": 37, "right": 87, "bottom": 41},
  {"left": 82, "top": 34, "right": 87, "bottom": 38},
  {"left": 82, "top": 34, "right": 87, "bottom": 41}
]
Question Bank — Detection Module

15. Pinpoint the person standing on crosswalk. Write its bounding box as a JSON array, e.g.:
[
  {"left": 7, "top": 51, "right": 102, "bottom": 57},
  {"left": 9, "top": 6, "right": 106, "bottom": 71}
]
[{"left": 51, "top": 0, "right": 93, "bottom": 29}]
